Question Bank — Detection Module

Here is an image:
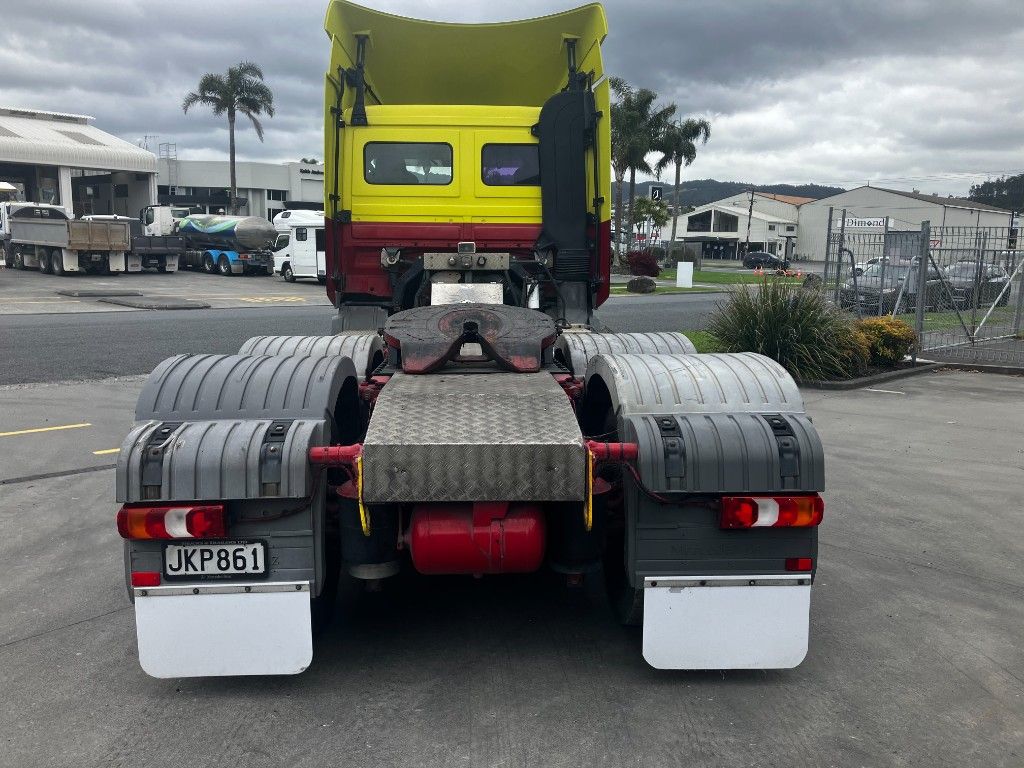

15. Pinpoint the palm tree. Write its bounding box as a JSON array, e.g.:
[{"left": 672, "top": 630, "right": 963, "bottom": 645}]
[
  {"left": 655, "top": 117, "right": 711, "bottom": 258},
  {"left": 182, "top": 62, "right": 275, "bottom": 215},
  {"left": 610, "top": 78, "right": 635, "bottom": 261},
  {"left": 610, "top": 79, "right": 675, "bottom": 257}
]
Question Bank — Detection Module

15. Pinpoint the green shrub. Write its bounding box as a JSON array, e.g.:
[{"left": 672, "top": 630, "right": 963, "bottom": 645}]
[
  {"left": 838, "top": 327, "right": 872, "bottom": 377},
  {"left": 708, "top": 278, "right": 861, "bottom": 382},
  {"left": 855, "top": 316, "right": 917, "bottom": 366}
]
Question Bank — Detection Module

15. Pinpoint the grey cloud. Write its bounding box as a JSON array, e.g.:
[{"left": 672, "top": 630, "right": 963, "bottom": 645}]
[{"left": 0, "top": 1, "right": 1021, "bottom": 195}]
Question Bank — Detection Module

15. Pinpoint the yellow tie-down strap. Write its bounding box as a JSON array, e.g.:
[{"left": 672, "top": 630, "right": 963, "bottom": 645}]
[
  {"left": 585, "top": 448, "right": 594, "bottom": 532},
  {"left": 356, "top": 454, "right": 371, "bottom": 537}
]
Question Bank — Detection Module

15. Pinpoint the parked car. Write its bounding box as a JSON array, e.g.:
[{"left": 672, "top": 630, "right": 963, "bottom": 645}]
[
  {"left": 742, "top": 251, "right": 790, "bottom": 270},
  {"left": 839, "top": 258, "right": 946, "bottom": 313},
  {"left": 942, "top": 261, "right": 1011, "bottom": 308},
  {"left": 853, "top": 256, "right": 890, "bottom": 277}
]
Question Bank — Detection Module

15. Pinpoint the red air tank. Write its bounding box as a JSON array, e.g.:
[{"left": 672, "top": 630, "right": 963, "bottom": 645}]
[{"left": 407, "top": 502, "right": 545, "bottom": 575}]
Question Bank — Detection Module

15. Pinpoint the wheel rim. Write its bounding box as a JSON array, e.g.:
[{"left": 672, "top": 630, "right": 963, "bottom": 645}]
[
  {"left": 284, "top": 266, "right": 293, "bottom": 280},
  {"left": 220, "top": 258, "right": 230, "bottom": 275}
]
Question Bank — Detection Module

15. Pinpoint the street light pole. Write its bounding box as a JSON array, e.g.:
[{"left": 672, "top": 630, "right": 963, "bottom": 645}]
[{"left": 744, "top": 189, "right": 754, "bottom": 256}]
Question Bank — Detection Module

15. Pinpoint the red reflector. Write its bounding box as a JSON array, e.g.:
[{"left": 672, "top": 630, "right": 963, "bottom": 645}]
[
  {"left": 116, "top": 504, "right": 226, "bottom": 540},
  {"left": 785, "top": 557, "right": 814, "bottom": 572},
  {"left": 131, "top": 571, "right": 161, "bottom": 587},
  {"left": 720, "top": 495, "right": 824, "bottom": 529}
]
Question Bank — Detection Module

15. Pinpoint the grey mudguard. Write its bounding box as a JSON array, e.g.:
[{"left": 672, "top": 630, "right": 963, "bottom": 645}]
[
  {"left": 587, "top": 352, "right": 823, "bottom": 592},
  {"left": 553, "top": 331, "right": 696, "bottom": 377},
  {"left": 117, "top": 353, "right": 357, "bottom": 503},
  {"left": 586, "top": 352, "right": 823, "bottom": 493},
  {"left": 238, "top": 333, "right": 384, "bottom": 378}
]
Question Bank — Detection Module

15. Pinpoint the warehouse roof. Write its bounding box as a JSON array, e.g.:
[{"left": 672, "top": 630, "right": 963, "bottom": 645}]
[
  {"left": 871, "top": 186, "right": 1011, "bottom": 213},
  {"left": 0, "top": 107, "right": 156, "bottom": 173},
  {"left": 757, "top": 192, "right": 816, "bottom": 205}
]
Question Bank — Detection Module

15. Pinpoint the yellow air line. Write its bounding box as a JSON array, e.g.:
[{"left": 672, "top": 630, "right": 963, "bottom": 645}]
[
  {"left": 584, "top": 448, "right": 594, "bottom": 532},
  {"left": 356, "top": 454, "right": 371, "bottom": 537}
]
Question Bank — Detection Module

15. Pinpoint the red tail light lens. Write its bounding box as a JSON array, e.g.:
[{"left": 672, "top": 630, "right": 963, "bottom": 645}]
[
  {"left": 116, "top": 504, "right": 226, "bottom": 540},
  {"left": 785, "top": 558, "right": 814, "bottom": 572},
  {"left": 720, "top": 495, "right": 824, "bottom": 529},
  {"left": 131, "top": 571, "right": 161, "bottom": 587}
]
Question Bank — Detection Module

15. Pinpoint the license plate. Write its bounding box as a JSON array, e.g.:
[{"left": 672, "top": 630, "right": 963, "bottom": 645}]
[{"left": 163, "top": 540, "right": 267, "bottom": 581}]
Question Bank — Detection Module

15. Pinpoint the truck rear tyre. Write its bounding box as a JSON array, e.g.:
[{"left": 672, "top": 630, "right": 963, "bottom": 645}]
[
  {"left": 12, "top": 248, "right": 24, "bottom": 270},
  {"left": 218, "top": 255, "right": 233, "bottom": 276},
  {"left": 282, "top": 264, "right": 295, "bottom": 282},
  {"left": 38, "top": 250, "right": 52, "bottom": 274},
  {"left": 50, "top": 251, "right": 64, "bottom": 276},
  {"left": 203, "top": 254, "right": 215, "bottom": 274},
  {"left": 603, "top": 530, "right": 643, "bottom": 627}
]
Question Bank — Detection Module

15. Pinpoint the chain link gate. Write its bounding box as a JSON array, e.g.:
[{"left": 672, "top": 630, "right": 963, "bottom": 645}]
[{"left": 824, "top": 214, "right": 1023, "bottom": 367}]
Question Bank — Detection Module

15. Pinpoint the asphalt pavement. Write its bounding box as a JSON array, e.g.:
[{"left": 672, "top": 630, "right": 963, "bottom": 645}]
[
  {"left": 0, "top": 288, "right": 723, "bottom": 385},
  {"left": 1, "top": 370, "right": 1021, "bottom": 767}
]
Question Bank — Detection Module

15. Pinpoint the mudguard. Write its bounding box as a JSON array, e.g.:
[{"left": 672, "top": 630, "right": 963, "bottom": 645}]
[
  {"left": 117, "top": 353, "right": 359, "bottom": 677},
  {"left": 554, "top": 331, "right": 696, "bottom": 377},
  {"left": 585, "top": 352, "right": 824, "bottom": 670},
  {"left": 118, "top": 353, "right": 357, "bottom": 503},
  {"left": 238, "top": 333, "right": 385, "bottom": 379}
]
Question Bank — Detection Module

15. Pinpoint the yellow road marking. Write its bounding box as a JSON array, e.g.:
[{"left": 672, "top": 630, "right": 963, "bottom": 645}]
[
  {"left": 92, "top": 448, "right": 121, "bottom": 455},
  {"left": 0, "top": 422, "right": 92, "bottom": 438}
]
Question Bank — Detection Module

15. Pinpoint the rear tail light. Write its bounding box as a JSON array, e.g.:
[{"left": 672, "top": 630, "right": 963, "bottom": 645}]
[
  {"left": 131, "top": 571, "right": 161, "bottom": 587},
  {"left": 116, "top": 504, "right": 226, "bottom": 540},
  {"left": 785, "top": 558, "right": 814, "bottom": 572},
  {"left": 720, "top": 495, "right": 824, "bottom": 529}
]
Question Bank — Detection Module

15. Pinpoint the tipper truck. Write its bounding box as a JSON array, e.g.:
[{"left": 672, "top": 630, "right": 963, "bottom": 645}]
[
  {"left": 115, "top": 1, "right": 826, "bottom": 678},
  {"left": 1, "top": 202, "right": 131, "bottom": 275}
]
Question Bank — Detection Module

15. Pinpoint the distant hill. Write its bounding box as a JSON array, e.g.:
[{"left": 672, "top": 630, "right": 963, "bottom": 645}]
[{"left": 612, "top": 179, "right": 845, "bottom": 207}]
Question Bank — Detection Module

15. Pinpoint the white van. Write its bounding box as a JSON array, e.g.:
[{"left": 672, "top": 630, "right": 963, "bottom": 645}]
[{"left": 273, "top": 223, "right": 326, "bottom": 283}]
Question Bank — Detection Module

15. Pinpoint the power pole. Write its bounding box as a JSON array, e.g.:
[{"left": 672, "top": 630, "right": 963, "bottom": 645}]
[{"left": 744, "top": 189, "right": 754, "bottom": 255}]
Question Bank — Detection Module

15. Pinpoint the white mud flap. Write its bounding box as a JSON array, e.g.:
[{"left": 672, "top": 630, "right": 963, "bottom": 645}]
[
  {"left": 134, "top": 581, "right": 313, "bottom": 678},
  {"left": 641, "top": 576, "right": 811, "bottom": 670},
  {"left": 108, "top": 251, "right": 126, "bottom": 273}
]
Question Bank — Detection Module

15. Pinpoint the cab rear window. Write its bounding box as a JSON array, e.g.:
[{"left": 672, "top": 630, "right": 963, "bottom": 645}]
[
  {"left": 482, "top": 144, "right": 540, "bottom": 186},
  {"left": 364, "top": 142, "right": 452, "bottom": 185}
]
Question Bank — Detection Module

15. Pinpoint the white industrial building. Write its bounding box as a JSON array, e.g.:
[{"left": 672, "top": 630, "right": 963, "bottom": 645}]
[
  {"left": 156, "top": 157, "right": 324, "bottom": 220},
  {"left": 0, "top": 106, "right": 157, "bottom": 217},
  {"left": 670, "top": 192, "right": 810, "bottom": 261},
  {"left": 794, "top": 186, "right": 1014, "bottom": 260},
  {"left": 672, "top": 186, "right": 1013, "bottom": 262}
]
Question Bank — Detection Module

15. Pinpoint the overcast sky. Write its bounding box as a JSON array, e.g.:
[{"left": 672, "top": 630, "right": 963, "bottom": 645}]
[{"left": 3, "top": 0, "right": 1022, "bottom": 195}]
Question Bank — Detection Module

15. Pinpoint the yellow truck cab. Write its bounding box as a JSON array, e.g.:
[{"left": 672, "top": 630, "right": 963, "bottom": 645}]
[{"left": 323, "top": 1, "right": 612, "bottom": 329}]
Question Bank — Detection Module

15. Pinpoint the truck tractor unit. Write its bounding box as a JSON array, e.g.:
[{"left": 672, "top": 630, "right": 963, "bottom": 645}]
[
  {"left": 115, "top": 1, "right": 826, "bottom": 678},
  {"left": 139, "top": 205, "right": 277, "bottom": 276},
  {"left": 1, "top": 202, "right": 130, "bottom": 275},
  {"left": 272, "top": 209, "right": 327, "bottom": 283}
]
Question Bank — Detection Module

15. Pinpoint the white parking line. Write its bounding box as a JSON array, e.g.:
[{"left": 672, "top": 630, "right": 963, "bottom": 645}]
[{"left": 864, "top": 388, "right": 905, "bottom": 395}]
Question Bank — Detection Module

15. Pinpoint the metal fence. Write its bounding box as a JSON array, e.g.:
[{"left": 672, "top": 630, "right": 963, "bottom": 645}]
[{"left": 823, "top": 218, "right": 1024, "bottom": 367}]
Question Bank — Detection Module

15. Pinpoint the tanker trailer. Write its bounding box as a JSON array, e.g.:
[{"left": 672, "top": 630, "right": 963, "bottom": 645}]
[{"left": 175, "top": 212, "right": 278, "bottom": 276}]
